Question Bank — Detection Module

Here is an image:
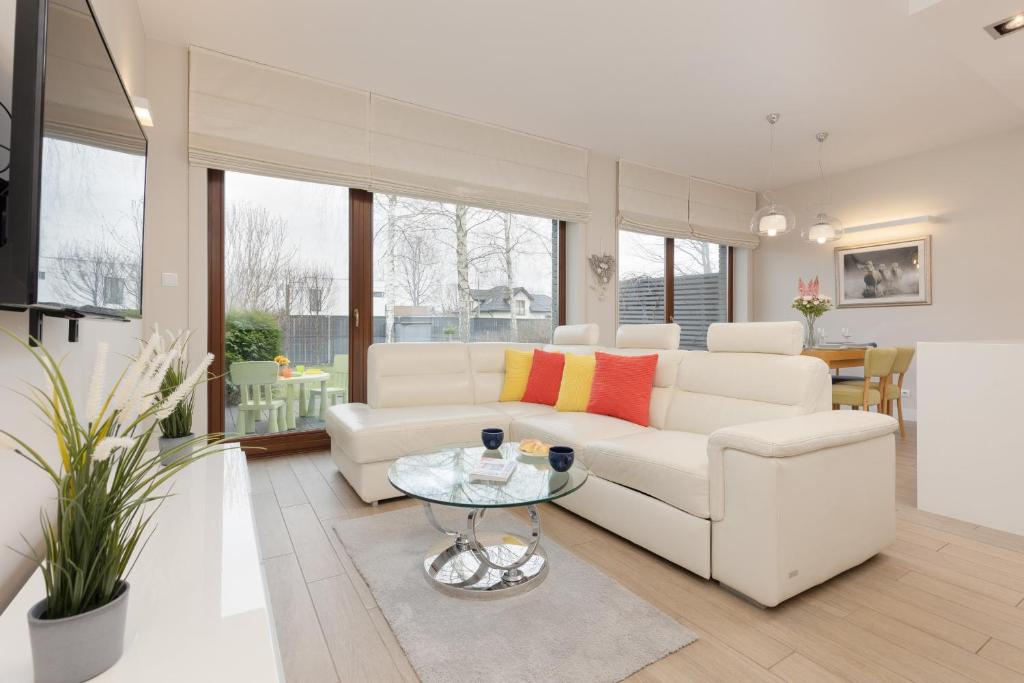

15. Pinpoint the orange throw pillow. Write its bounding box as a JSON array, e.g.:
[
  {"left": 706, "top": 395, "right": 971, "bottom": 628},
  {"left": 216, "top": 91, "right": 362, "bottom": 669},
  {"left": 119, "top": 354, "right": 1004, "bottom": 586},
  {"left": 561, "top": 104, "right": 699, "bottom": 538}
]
[
  {"left": 521, "top": 349, "right": 566, "bottom": 405},
  {"left": 586, "top": 352, "right": 658, "bottom": 426}
]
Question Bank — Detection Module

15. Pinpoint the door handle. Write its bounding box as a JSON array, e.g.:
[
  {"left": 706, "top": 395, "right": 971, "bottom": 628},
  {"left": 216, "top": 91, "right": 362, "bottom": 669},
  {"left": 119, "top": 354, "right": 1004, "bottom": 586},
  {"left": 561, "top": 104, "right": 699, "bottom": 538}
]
[{"left": 354, "top": 308, "right": 359, "bottom": 328}]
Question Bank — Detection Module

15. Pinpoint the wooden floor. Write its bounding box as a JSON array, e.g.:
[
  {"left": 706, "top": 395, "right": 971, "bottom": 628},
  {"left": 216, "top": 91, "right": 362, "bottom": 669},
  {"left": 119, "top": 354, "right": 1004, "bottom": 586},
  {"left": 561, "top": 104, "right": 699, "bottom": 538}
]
[{"left": 249, "top": 423, "right": 1024, "bottom": 682}]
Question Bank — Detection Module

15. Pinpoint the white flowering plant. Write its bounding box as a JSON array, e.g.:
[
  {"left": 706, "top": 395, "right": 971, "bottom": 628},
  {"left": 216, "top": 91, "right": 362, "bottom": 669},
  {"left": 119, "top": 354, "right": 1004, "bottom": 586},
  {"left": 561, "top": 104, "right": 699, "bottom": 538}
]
[
  {"left": 1, "top": 328, "right": 216, "bottom": 619},
  {"left": 791, "top": 294, "right": 833, "bottom": 317}
]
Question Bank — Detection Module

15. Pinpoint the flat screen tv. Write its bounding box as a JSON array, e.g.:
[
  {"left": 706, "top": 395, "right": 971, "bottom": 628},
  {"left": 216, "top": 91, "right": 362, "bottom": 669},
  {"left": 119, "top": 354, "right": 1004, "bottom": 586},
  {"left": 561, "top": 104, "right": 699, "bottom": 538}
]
[{"left": 1, "top": 0, "right": 147, "bottom": 321}]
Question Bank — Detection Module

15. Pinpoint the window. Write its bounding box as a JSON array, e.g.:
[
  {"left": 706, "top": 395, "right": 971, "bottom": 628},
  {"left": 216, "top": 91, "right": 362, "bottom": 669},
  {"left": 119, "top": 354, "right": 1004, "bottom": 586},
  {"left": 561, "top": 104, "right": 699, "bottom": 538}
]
[
  {"left": 373, "top": 195, "right": 558, "bottom": 344},
  {"left": 618, "top": 230, "right": 730, "bottom": 349},
  {"left": 673, "top": 239, "right": 729, "bottom": 350},
  {"left": 618, "top": 231, "right": 666, "bottom": 325}
]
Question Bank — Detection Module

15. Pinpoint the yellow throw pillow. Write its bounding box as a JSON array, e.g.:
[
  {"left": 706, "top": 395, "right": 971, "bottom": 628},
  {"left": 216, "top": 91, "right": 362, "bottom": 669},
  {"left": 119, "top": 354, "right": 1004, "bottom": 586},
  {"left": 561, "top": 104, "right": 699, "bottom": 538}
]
[
  {"left": 555, "top": 353, "right": 596, "bottom": 412},
  {"left": 499, "top": 349, "right": 534, "bottom": 401}
]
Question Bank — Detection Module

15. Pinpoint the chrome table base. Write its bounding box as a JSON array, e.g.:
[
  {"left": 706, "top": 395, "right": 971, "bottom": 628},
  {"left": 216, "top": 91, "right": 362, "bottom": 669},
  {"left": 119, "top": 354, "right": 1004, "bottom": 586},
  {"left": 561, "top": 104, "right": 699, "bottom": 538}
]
[{"left": 420, "top": 502, "right": 547, "bottom": 599}]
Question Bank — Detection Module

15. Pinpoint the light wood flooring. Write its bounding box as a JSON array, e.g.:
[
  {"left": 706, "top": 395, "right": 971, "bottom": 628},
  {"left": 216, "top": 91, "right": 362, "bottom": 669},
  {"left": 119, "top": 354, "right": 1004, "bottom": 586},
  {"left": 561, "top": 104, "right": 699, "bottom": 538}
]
[{"left": 249, "top": 423, "right": 1024, "bottom": 682}]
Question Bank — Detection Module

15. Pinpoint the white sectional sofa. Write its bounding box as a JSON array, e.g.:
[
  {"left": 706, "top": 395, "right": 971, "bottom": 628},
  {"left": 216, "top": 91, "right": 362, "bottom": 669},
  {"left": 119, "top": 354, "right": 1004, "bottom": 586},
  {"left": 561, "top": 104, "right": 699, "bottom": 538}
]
[{"left": 325, "top": 321, "right": 898, "bottom": 606}]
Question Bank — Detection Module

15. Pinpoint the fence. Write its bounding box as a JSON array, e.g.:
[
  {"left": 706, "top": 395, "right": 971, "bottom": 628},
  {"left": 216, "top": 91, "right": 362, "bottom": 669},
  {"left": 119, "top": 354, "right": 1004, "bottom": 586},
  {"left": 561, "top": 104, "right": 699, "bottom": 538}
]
[
  {"left": 618, "top": 272, "right": 727, "bottom": 349},
  {"left": 280, "top": 314, "right": 554, "bottom": 365}
]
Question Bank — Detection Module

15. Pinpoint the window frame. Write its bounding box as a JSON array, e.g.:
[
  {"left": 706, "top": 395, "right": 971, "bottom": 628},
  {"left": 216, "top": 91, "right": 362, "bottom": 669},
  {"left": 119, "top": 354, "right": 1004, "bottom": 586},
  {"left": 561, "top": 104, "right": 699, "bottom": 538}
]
[{"left": 617, "top": 230, "right": 734, "bottom": 342}]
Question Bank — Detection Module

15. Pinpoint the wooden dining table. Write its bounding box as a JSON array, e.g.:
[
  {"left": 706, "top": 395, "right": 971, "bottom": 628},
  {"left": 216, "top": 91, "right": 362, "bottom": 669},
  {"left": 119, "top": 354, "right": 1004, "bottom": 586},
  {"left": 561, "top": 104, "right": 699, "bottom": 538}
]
[{"left": 801, "top": 347, "right": 867, "bottom": 371}]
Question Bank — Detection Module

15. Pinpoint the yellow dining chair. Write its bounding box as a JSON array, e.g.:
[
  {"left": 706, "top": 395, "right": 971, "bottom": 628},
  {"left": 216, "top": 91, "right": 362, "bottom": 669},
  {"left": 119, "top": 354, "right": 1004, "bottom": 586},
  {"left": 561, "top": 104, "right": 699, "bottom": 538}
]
[
  {"left": 840, "top": 346, "right": 915, "bottom": 437},
  {"left": 831, "top": 347, "right": 897, "bottom": 413}
]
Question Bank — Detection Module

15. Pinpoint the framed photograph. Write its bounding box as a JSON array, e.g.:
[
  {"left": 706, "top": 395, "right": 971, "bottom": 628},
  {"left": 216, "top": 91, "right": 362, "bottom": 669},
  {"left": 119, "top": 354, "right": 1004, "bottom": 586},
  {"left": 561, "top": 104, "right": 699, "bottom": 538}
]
[{"left": 835, "top": 237, "right": 931, "bottom": 308}]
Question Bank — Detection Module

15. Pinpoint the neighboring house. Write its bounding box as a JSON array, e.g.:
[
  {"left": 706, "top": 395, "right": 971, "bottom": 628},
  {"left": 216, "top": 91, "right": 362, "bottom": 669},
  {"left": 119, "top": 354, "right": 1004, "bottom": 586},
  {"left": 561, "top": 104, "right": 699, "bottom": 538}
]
[{"left": 470, "top": 286, "right": 552, "bottom": 319}]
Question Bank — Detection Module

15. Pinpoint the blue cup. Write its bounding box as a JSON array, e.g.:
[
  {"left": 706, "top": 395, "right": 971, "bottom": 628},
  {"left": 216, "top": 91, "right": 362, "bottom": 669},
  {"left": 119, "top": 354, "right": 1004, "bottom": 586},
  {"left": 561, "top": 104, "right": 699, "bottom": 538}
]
[
  {"left": 548, "top": 446, "right": 575, "bottom": 472},
  {"left": 481, "top": 428, "right": 504, "bottom": 451}
]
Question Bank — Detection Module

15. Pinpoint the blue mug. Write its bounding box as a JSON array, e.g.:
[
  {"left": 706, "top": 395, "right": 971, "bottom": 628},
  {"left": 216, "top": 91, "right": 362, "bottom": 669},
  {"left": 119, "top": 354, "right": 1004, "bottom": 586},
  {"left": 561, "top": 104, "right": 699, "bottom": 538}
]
[
  {"left": 481, "top": 428, "right": 504, "bottom": 451},
  {"left": 548, "top": 446, "right": 575, "bottom": 472}
]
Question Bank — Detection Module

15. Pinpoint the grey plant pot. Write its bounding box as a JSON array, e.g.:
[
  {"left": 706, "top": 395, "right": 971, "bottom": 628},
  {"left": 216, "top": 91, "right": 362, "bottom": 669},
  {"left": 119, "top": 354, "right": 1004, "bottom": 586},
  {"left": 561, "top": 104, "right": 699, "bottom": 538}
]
[
  {"left": 27, "top": 581, "right": 130, "bottom": 683},
  {"left": 159, "top": 433, "right": 195, "bottom": 466}
]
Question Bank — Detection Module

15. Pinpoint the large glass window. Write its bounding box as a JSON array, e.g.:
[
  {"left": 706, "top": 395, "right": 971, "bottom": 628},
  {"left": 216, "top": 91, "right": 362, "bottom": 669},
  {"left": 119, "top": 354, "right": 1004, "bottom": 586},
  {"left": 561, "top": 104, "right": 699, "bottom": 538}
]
[
  {"left": 222, "top": 172, "right": 349, "bottom": 436},
  {"left": 617, "top": 230, "right": 729, "bottom": 349},
  {"left": 618, "top": 230, "right": 666, "bottom": 325},
  {"left": 673, "top": 238, "right": 729, "bottom": 350},
  {"left": 372, "top": 195, "right": 557, "bottom": 344}
]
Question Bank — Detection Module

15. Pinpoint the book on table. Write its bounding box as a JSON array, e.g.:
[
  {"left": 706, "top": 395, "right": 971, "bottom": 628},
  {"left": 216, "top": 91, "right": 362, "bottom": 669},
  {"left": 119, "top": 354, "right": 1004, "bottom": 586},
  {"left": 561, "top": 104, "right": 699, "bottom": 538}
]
[{"left": 469, "top": 458, "right": 517, "bottom": 483}]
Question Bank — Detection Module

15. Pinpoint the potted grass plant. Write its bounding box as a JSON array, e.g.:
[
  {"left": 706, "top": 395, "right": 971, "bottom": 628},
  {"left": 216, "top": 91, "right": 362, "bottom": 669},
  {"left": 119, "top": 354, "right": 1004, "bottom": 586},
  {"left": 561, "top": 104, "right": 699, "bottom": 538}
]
[
  {"left": 157, "top": 340, "right": 199, "bottom": 466},
  {"left": 0, "top": 328, "right": 215, "bottom": 683}
]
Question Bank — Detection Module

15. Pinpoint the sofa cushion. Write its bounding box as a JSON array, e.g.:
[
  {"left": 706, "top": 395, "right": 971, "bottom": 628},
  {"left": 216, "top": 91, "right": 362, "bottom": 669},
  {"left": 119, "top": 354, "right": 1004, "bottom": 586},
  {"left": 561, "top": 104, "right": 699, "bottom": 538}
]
[
  {"left": 326, "top": 403, "right": 507, "bottom": 465},
  {"left": 555, "top": 352, "right": 596, "bottom": 412},
  {"left": 587, "top": 352, "right": 659, "bottom": 426},
  {"left": 521, "top": 349, "right": 565, "bottom": 405},
  {"left": 469, "top": 342, "right": 539, "bottom": 403},
  {"left": 706, "top": 321, "right": 803, "bottom": 355},
  {"left": 553, "top": 323, "right": 599, "bottom": 345},
  {"left": 510, "top": 412, "right": 647, "bottom": 451},
  {"left": 584, "top": 430, "right": 710, "bottom": 518},
  {"left": 499, "top": 349, "right": 534, "bottom": 402},
  {"left": 479, "top": 401, "right": 556, "bottom": 419},
  {"left": 367, "top": 343, "right": 473, "bottom": 408}
]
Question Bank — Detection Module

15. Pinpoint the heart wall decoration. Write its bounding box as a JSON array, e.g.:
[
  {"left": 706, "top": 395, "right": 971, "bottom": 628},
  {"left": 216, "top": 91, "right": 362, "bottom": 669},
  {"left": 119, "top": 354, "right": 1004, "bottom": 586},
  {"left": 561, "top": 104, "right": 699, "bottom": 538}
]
[{"left": 588, "top": 253, "right": 616, "bottom": 301}]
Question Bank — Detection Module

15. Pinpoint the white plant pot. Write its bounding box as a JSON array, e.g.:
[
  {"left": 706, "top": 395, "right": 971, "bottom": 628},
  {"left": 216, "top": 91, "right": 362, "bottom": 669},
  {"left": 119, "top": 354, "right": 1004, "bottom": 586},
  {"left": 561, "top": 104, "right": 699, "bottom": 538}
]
[
  {"left": 27, "top": 581, "right": 130, "bottom": 683},
  {"left": 158, "top": 433, "right": 195, "bottom": 466}
]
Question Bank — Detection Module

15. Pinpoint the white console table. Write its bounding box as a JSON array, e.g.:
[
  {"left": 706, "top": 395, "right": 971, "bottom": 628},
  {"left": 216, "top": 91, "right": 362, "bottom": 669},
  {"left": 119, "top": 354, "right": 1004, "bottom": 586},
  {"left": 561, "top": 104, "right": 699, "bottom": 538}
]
[
  {"left": 918, "top": 340, "right": 1024, "bottom": 535},
  {"left": 0, "top": 445, "right": 283, "bottom": 682}
]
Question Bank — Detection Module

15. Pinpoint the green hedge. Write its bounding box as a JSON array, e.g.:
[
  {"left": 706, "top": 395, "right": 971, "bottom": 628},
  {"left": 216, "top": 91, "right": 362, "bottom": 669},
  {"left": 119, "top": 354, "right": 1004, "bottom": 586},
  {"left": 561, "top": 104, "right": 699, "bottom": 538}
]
[{"left": 225, "top": 310, "right": 283, "bottom": 404}]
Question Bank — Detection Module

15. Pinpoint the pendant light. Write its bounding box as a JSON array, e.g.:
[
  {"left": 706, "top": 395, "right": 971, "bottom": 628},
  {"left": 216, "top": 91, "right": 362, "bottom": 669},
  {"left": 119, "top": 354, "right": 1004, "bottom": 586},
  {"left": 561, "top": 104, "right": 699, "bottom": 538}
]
[
  {"left": 750, "top": 113, "right": 795, "bottom": 237},
  {"left": 802, "top": 131, "right": 844, "bottom": 245}
]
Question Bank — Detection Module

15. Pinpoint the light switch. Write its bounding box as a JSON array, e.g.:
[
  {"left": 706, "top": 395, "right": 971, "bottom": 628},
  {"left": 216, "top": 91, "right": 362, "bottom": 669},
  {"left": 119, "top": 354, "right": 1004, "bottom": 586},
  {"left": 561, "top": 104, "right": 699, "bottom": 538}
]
[{"left": 161, "top": 272, "right": 179, "bottom": 287}]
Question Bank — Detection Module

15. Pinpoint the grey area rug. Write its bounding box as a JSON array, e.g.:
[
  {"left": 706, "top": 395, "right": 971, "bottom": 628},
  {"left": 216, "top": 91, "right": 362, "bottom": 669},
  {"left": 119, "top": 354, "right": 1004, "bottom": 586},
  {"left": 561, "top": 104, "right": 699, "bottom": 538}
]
[{"left": 330, "top": 506, "right": 696, "bottom": 683}]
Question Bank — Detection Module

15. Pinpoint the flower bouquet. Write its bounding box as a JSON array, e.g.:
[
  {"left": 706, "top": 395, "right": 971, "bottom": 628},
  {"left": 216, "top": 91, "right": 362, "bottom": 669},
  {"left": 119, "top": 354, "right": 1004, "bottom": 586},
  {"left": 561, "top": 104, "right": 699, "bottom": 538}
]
[
  {"left": 791, "top": 277, "right": 832, "bottom": 348},
  {"left": 1, "top": 328, "right": 217, "bottom": 683},
  {"left": 274, "top": 354, "right": 291, "bottom": 378}
]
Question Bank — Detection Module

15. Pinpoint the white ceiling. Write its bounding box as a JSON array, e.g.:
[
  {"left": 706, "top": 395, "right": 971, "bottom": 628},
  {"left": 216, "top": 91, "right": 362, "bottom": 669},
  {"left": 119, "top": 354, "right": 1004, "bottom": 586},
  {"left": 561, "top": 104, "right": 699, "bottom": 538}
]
[{"left": 136, "top": 0, "right": 1024, "bottom": 191}]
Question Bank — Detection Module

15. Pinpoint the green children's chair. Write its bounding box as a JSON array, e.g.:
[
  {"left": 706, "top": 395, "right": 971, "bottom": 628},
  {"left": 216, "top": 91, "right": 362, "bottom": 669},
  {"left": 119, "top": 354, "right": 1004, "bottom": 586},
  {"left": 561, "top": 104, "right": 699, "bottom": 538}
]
[
  {"left": 230, "top": 361, "right": 287, "bottom": 434},
  {"left": 309, "top": 353, "right": 348, "bottom": 416}
]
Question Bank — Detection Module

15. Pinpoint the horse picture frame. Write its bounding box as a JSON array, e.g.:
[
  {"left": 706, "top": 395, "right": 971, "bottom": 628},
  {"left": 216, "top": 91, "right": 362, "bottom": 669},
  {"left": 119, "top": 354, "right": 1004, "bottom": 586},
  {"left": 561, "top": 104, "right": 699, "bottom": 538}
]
[{"left": 834, "top": 236, "right": 932, "bottom": 308}]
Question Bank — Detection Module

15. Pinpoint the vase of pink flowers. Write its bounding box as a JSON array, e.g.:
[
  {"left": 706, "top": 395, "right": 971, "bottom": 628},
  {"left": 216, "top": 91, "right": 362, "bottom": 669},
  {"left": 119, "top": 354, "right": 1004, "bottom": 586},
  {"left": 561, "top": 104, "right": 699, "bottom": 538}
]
[{"left": 792, "top": 277, "right": 832, "bottom": 349}]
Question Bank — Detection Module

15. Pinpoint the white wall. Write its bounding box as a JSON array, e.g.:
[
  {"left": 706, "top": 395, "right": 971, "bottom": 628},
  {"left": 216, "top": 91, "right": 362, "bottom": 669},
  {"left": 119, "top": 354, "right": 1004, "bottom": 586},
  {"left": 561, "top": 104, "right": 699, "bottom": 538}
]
[
  {"left": 0, "top": 0, "right": 147, "bottom": 612},
  {"left": 752, "top": 126, "right": 1024, "bottom": 417}
]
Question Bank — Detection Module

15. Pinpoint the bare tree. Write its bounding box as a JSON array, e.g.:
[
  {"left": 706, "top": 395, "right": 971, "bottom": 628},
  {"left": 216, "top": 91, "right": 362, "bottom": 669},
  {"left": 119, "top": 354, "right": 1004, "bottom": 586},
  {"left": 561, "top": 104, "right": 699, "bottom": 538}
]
[
  {"left": 49, "top": 240, "right": 139, "bottom": 309},
  {"left": 225, "top": 204, "right": 295, "bottom": 311},
  {"left": 394, "top": 231, "right": 441, "bottom": 306}
]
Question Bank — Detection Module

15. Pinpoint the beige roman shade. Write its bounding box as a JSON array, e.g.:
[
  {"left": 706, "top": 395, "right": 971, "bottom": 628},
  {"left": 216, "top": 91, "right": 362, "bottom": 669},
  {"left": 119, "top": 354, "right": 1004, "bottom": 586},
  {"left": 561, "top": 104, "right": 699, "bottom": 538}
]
[
  {"left": 617, "top": 161, "right": 758, "bottom": 248},
  {"left": 188, "top": 47, "right": 590, "bottom": 221}
]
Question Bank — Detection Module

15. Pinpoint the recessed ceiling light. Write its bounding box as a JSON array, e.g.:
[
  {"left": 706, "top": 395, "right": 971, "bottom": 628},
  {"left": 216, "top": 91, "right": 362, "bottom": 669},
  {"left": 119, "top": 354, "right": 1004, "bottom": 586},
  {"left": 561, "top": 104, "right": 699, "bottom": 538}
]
[{"left": 985, "top": 12, "right": 1024, "bottom": 39}]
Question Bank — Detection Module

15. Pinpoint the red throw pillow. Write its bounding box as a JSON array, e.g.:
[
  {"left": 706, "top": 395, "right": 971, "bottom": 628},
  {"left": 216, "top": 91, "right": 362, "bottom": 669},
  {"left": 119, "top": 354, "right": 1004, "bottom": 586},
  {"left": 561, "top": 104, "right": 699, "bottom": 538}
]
[
  {"left": 586, "top": 352, "right": 658, "bottom": 426},
  {"left": 521, "top": 350, "right": 566, "bottom": 405}
]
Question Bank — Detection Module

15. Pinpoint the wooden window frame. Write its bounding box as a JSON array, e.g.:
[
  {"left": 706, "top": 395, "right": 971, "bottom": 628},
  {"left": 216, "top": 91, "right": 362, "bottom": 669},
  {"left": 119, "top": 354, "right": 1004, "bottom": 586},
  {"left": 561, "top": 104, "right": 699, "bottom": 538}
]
[{"left": 207, "top": 174, "right": 568, "bottom": 456}]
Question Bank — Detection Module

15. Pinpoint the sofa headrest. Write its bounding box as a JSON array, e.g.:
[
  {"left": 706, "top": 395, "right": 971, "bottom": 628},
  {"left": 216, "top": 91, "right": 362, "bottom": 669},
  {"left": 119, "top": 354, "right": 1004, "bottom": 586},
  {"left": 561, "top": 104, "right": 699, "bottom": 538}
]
[
  {"left": 706, "top": 322, "right": 803, "bottom": 356},
  {"left": 616, "top": 323, "right": 680, "bottom": 350},
  {"left": 553, "top": 323, "right": 599, "bottom": 346}
]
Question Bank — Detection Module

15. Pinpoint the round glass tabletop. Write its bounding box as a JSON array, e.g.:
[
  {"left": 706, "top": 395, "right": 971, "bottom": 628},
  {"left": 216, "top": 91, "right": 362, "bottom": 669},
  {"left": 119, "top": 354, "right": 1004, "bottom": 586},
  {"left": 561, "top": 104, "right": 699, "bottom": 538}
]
[{"left": 387, "top": 442, "right": 589, "bottom": 508}]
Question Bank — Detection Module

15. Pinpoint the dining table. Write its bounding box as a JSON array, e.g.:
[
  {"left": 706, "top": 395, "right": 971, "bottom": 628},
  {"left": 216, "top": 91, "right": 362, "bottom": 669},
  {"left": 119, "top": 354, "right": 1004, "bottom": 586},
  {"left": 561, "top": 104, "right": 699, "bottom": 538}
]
[
  {"left": 276, "top": 371, "right": 331, "bottom": 429},
  {"left": 801, "top": 347, "right": 868, "bottom": 372}
]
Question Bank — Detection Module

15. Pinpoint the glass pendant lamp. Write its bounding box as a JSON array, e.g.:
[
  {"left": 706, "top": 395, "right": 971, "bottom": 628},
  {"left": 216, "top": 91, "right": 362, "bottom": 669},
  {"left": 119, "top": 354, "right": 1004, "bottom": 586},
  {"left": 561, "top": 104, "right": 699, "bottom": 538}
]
[
  {"left": 801, "top": 132, "right": 844, "bottom": 245},
  {"left": 750, "top": 113, "right": 795, "bottom": 237}
]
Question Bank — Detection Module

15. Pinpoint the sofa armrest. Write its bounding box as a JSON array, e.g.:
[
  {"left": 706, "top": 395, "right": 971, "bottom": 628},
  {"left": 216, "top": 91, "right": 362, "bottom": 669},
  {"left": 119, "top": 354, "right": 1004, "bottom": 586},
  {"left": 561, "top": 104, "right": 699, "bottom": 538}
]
[
  {"left": 709, "top": 411, "right": 897, "bottom": 459},
  {"left": 708, "top": 411, "right": 897, "bottom": 522}
]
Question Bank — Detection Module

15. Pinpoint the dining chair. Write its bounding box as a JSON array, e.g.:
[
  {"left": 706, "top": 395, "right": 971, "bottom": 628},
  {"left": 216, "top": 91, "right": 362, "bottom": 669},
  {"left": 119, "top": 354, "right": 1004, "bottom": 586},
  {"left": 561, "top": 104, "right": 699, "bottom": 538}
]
[
  {"left": 831, "top": 347, "right": 897, "bottom": 413},
  {"left": 230, "top": 361, "right": 286, "bottom": 434},
  {"left": 840, "top": 346, "right": 915, "bottom": 437},
  {"left": 309, "top": 353, "right": 348, "bottom": 415}
]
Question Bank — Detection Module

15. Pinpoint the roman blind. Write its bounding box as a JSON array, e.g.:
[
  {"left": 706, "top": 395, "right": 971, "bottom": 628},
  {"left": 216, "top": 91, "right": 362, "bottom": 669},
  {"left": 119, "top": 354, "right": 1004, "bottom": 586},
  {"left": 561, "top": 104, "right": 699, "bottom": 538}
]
[
  {"left": 617, "top": 161, "right": 759, "bottom": 248},
  {"left": 188, "top": 47, "right": 591, "bottom": 221},
  {"left": 187, "top": 47, "right": 372, "bottom": 189}
]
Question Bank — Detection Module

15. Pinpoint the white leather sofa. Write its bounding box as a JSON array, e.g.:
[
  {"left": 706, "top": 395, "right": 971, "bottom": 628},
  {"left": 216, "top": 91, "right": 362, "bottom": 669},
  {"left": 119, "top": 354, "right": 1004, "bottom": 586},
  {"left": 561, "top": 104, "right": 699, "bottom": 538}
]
[{"left": 325, "top": 321, "right": 897, "bottom": 606}]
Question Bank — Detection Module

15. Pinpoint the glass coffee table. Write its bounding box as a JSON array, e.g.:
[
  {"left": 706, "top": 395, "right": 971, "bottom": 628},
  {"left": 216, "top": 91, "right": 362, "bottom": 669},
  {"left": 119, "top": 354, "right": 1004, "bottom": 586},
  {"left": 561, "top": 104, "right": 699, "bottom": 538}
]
[{"left": 387, "top": 442, "right": 589, "bottom": 599}]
